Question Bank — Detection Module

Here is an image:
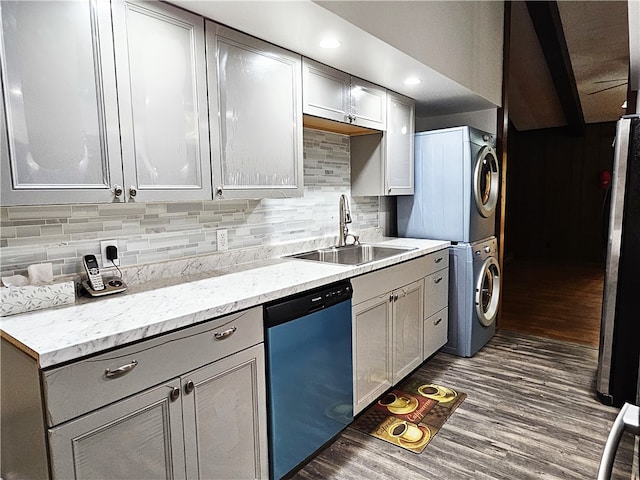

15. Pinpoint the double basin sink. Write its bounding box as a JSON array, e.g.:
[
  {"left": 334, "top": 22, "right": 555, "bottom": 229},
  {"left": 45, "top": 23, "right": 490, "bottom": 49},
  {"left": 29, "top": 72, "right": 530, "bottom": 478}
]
[{"left": 287, "top": 244, "right": 415, "bottom": 266}]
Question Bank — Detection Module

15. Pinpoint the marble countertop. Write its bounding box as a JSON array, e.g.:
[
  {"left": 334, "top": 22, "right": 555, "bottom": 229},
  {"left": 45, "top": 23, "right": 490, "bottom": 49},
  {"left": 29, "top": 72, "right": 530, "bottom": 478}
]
[{"left": 0, "top": 238, "right": 449, "bottom": 369}]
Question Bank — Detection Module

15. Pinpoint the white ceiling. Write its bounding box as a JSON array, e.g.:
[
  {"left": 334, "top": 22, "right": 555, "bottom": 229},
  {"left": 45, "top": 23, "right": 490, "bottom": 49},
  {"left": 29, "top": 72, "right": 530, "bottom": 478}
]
[
  {"left": 171, "top": 0, "right": 635, "bottom": 130},
  {"left": 170, "top": 0, "right": 499, "bottom": 117}
]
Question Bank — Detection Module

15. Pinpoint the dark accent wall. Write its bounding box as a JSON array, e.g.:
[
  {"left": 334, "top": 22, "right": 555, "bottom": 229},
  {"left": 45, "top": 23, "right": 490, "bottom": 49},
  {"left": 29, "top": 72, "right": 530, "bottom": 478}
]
[{"left": 505, "top": 122, "right": 616, "bottom": 263}]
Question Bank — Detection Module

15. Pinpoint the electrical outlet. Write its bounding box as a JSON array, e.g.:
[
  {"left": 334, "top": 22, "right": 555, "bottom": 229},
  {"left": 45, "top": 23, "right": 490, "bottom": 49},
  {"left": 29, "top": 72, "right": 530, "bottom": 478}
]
[
  {"left": 100, "top": 240, "right": 120, "bottom": 268},
  {"left": 217, "top": 229, "right": 228, "bottom": 251}
]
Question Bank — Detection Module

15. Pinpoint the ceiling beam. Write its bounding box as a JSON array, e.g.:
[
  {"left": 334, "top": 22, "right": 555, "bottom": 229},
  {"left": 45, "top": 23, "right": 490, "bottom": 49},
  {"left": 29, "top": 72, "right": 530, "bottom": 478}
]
[{"left": 526, "top": 0, "right": 585, "bottom": 134}]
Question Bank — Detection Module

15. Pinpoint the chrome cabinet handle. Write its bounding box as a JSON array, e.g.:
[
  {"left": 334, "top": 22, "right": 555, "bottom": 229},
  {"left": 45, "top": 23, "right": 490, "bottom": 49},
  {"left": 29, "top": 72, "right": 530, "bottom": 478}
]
[
  {"left": 129, "top": 186, "right": 137, "bottom": 197},
  {"left": 112, "top": 185, "right": 123, "bottom": 197},
  {"left": 216, "top": 186, "right": 223, "bottom": 197},
  {"left": 184, "top": 380, "right": 195, "bottom": 395},
  {"left": 104, "top": 360, "right": 138, "bottom": 379},
  {"left": 214, "top": 326, "right": 237, "bottom": 340},
  {"left": 434, "top": 276, "right": 443, "bottom": 284},
  {"left": 435, "top": 256, "right": 443, "bottom": 263},
  {"left": 434, "top": 317, "right": 443, "bottom": 326},
  {"left": 169, "top": 387, "right": 180, "bottom": 402}
]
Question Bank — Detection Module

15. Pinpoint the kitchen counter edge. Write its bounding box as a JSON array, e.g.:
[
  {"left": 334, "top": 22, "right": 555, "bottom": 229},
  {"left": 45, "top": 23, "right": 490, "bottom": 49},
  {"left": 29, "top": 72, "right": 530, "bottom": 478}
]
[{"left": 0, "top": 238, "right": 450, "bottom": 369}]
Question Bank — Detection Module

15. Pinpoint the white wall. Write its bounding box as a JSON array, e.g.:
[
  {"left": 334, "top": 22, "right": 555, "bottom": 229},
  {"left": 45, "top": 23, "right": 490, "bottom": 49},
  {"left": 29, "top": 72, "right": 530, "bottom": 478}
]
[{"left": 416, "top": 109, "right": 499, "bottom": 135}]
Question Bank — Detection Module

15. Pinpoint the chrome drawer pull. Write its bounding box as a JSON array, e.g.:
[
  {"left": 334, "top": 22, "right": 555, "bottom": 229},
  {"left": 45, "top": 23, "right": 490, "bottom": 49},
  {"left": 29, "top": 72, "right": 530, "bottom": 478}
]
[
  {"left": 434, "top": 317, "right": 442, "bottom": 326},
  {"left": 214, "top": 326, "right": 237, "bottom": 340},
  {"left": 104, "top": 360, "right": 138, "bottom": 379},
  {"left": 435, "top": 257, "right": 443, "bottom": 263},
  {"left": 434, "top": 276, "right": 443, "bottom": 284}
]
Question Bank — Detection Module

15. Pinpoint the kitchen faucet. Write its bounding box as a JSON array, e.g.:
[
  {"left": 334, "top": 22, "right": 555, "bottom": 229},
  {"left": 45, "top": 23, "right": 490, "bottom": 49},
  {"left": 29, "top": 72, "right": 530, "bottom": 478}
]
[{"left": 338, "top": 194, "right": 359, "bottom": 247}]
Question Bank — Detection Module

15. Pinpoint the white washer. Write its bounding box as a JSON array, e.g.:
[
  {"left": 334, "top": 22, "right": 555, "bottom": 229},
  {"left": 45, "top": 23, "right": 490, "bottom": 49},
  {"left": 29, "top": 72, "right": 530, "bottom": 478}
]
[
  {"left": 442, "top": 237, "right": 501, "bottom": 357},
  {"left": 397, "top": 126, "right": 500, "bottom": 243}
]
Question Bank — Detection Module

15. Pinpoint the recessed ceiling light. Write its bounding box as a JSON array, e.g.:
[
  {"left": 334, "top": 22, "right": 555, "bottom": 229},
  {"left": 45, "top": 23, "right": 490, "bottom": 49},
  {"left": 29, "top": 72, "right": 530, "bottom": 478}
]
[
  {"left": 404, "top": 77, "right": 421, "bottom": 86},
  {"left": 622, "top": 100, "right": 628, "bottom": 109},
  {"left": 320, "top": 38, "right": 341, "bottom": 49}
]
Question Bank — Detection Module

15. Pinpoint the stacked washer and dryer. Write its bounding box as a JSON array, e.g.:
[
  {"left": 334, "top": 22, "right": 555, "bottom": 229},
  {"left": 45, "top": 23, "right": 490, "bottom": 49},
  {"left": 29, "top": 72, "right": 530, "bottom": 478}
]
[{"left": 397, "top": 126, "right": 501, "bottom": 357}]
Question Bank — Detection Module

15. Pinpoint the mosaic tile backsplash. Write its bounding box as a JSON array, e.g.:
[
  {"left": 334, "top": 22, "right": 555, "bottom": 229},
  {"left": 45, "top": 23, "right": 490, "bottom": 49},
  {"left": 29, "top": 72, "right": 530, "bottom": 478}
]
[{"left": 0, "top": 129, "right": 389, "bottom": 278}]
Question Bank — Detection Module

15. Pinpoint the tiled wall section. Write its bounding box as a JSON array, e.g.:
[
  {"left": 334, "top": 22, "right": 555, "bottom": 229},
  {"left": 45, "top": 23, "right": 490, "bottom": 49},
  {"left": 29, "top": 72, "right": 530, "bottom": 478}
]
[{"left": 0, "top": 129, "right": 383, "bottom": 277}]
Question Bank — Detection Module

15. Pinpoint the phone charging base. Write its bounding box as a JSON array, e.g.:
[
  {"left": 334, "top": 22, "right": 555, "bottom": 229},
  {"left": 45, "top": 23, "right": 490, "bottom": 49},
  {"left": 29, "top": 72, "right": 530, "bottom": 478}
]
[{"left": 82, "top": 277, "right": 128, "bottom": 297}]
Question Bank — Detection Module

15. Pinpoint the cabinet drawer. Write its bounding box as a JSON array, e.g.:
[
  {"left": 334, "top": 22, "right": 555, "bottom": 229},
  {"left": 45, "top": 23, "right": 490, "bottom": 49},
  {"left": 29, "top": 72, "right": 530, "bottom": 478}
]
[
  {"left": 424, "top": 267, "right": 449, "bottom": 318},
  {"left": 423, "top": 307, "right": 448, "bottom": 360},
  {"left": 42, "top": 307, "right": 263, "bottom": 426},
  {"left": 424, "top": 250, "right": 448, "bottom": 275}
]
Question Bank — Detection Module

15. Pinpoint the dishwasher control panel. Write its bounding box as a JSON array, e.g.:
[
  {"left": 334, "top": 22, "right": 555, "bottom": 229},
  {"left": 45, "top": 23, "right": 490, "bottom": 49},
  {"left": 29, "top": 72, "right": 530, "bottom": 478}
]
[{"left": 264, "top": 280, "right": 352, "bottom": 327}]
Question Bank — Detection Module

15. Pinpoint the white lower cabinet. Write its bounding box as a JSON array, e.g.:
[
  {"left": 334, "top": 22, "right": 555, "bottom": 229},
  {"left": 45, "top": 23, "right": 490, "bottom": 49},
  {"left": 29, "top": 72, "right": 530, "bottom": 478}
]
[
  {"left": 182, "top": 345, "right": 268, "bottom": 480},
  {"left": 391, "top": 279, "right": 425, "bottom": 383},
  {"left": 49, "top": 344, "right": 267, "bottom": 480},
  {"left": 352, "top": 251, "right": 449, "bottom": 415},
  {"left": 423, "top": 264, "right": 450, "bottom": 361},
  {"left": 2, "top": 307, "right": 268, "bottom": 480},
  {"left": 49, "top": 378, "right": 187, "bottom": 479},
  {"left": 352, "top": 293, "right": 393, "bottom": 415}
]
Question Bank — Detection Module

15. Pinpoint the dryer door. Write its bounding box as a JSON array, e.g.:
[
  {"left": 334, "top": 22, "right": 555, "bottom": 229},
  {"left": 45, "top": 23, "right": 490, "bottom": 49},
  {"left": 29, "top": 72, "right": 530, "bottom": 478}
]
[
  {"left": 475, "top": 257, "right": 501, "bottom": 326},
  {"left": 473, "top": 146, "right": 500, "bottom": 218}
]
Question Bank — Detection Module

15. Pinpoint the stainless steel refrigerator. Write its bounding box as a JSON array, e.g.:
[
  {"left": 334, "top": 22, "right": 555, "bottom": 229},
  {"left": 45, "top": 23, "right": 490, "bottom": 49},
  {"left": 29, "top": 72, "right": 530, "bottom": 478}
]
[{"left": 597, "top": 114, "right": 640, "bottom": 408}]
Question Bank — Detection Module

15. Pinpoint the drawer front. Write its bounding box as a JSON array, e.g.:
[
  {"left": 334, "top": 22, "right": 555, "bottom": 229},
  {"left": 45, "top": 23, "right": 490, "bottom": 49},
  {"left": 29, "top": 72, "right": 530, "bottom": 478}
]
[
  {"left": 352, "top": 249, "right": 448, "bottom": 306},
  {"left": 42, "top": 306, "right": 263, "bottom": 426},
  {"left": 424, "top": 250, "right": 448, "bottom": 276},
  {"left": 423, "top": 307, "right": 448, "bottom": 360},
  {"left": 424, "top": 267, "right": 449, "bottom": 318}
]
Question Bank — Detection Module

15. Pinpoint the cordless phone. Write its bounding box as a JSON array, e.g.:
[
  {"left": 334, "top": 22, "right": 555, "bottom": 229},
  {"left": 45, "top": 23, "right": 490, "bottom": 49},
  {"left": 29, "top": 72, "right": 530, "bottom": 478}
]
[{"left": 83, "top": 254, "right": 105, "bottom": 291}]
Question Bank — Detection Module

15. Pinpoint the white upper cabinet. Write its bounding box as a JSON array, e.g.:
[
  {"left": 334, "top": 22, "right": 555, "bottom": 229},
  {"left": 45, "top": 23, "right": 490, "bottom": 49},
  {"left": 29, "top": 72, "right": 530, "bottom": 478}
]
[
  {"left": 207, "top": 22, "right": 303, "bottom": 199},
  {"left": 112, "top": 0, "right": 211, "bottom": 202},
  {"left": 351, "top": 91, "right": 415, "bottom": 196},
  {"left": 350, "top": 77, "right": 388, "bottom": 131},
  {"left": 303, "top": 58, "right": 387, "bottom": 131},
  {"left": 384, "top": 92, "right": 415, "bottom": 195},
  {"left": 0, "top": 0, "right": 122, "bottom": 205},
  {"left": 303, "top": 60, "right": 351, "bottom": 124}
]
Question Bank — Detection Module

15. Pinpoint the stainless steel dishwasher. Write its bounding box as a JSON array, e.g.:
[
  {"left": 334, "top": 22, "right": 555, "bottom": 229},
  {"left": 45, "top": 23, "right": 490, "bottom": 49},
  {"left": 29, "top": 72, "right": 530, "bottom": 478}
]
[{"left": 264, "top": 280, "right": 353, "bottom": 480}]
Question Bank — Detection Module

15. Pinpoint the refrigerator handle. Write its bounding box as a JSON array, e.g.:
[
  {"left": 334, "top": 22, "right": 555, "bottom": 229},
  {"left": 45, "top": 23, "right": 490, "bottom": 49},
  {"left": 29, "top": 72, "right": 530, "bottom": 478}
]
[{"left": 597, "top": 402, "right": 640, "bottom": 480}]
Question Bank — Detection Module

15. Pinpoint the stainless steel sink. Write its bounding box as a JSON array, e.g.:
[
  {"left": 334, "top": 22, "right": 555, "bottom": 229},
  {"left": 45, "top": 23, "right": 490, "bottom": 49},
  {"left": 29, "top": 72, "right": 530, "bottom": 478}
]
[{"left": 287, "top": 244, "right": 415, "bottom": 266}]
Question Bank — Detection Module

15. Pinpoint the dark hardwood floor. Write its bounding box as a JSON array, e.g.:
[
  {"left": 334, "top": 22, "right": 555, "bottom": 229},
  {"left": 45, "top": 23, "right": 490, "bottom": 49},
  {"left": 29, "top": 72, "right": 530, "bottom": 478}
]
[
  {"left": 499, "top": 260, "right": 605, "bottom": 346},
  {"left": 294, "top": 332, "right": 632, "bottom": 479},
  {"left": 292, "top": 261, "right": 637, "bottom": 479}
]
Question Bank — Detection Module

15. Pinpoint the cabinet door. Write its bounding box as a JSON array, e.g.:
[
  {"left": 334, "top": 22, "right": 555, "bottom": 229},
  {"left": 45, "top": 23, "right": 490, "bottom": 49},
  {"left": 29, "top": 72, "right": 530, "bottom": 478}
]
[
  {"left": 385, "top": 92, "right": 414, "bottom": 195},
  {"left": 48, "top": 379, "right": 186, "bottom": 480},
  {"left": 112, "top": 1, "right": 211, "bottom": 202},
  {"left": 350, "top": 77, "right": 387, "bottom": 130},
  {"left": 302, "top": 58, "right": 351, "bottom": 124},
  {"left": 352, "top": 293, "right": 393, "bottom": 415},
  {"left": 182, "top": 344, "right": 269, "bottom": 480},
  {"left": 208, "top": 22, "right": 303, "bottom": 199},
  {"left": 0, "top": 0, "right": 123, "bottom": 205},
  {"left": 391, "top": 279, "right": 424, "bottom": 384}
]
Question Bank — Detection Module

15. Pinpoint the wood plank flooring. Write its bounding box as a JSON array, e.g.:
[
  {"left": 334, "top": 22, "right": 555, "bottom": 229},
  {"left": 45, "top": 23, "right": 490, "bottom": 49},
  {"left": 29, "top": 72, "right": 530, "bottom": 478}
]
[
  {"left": 498, "top": 260, "right": 605, "bottom": 346},
  {"left": 293, "top": 331, "right": 635, "bottom": 479}
]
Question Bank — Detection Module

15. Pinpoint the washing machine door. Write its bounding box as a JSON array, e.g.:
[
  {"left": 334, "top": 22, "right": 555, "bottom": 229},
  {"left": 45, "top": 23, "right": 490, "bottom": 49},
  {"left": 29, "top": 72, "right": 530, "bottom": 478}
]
[
  {"left": 473, "top": 145, "right": 500, "bottom": 218},
  {"left": 475, "top": 256, "right": 501, "bottom": 326}
]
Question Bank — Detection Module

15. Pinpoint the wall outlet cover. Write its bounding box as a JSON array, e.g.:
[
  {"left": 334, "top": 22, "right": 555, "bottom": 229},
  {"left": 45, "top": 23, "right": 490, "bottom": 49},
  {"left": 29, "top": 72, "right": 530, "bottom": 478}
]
[
  {"left": 100, "top": 240, "right": 120, "bottom": 268},
  {"left": 217, "top": 229, "right": 228, "bottom": 251}
]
